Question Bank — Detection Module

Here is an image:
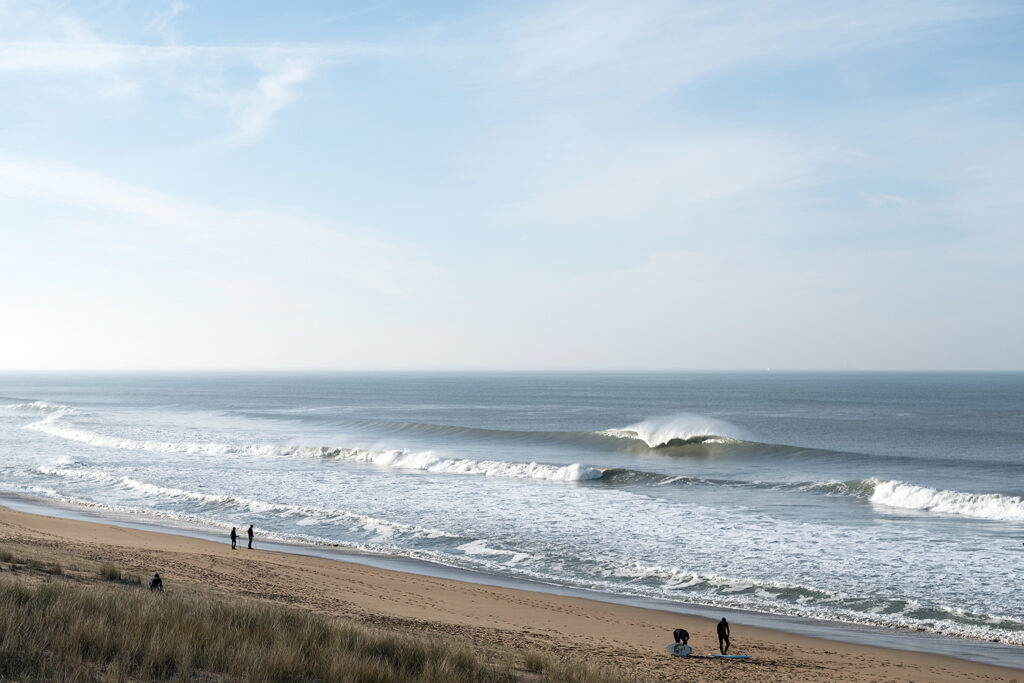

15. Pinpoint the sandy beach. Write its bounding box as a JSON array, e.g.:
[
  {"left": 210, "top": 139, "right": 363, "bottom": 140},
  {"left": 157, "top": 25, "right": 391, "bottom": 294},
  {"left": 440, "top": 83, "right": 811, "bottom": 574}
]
[{"left": 0, "top": 505, "right": 1019, "bottom": 682}]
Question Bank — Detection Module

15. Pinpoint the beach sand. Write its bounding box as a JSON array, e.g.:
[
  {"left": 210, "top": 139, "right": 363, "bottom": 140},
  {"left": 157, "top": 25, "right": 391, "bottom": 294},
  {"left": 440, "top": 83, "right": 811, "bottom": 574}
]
[{"left": 0, "top": 505, "right": 1019, "bottom": 682}]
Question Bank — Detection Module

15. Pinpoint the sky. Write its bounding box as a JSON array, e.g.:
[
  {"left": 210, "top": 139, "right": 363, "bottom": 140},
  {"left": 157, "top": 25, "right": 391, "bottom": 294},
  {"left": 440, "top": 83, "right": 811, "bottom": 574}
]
[{"left": 1, "top": 0, "right": 1022, "bottom": 371}]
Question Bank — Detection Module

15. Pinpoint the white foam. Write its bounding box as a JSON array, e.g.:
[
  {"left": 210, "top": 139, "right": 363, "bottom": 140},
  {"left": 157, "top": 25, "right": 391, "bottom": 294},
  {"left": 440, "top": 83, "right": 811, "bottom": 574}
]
[
  {"left": 3, "top": 401, "right": 75, "bottom": 415},
  {"left": 580, "top": 561, "right": 1024, "bottom": 645},
  {"left": 26, "top": 412, "right": 602, "bottom": 483},
  {"left": 338, "top": 450, "right": 601, "bottom": 482},
  {"left": 34, "top": 465, "right": 455, "bottom": 540},
  {"left": 26, "top": 415, "right": 279, "bottom": 456},
  {"left": 867, "top": 478, "right": 1024, "bottom": 522},
  {"left": 456, "top": 539, "right": 538, "bottom": 566},
  {"left": 601, "top": 413, "right": 742, "bottom": 447}
]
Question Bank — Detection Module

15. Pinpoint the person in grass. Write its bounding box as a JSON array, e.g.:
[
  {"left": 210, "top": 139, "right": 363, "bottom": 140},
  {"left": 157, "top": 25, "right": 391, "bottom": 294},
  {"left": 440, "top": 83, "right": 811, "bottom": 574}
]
[{"left": 149, "top": 573, "right": 163, "bottom": 591}]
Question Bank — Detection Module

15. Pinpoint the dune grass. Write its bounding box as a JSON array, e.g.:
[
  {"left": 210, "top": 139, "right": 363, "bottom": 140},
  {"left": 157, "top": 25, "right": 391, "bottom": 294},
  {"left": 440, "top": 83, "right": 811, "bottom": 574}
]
[
  {"left": 0, "top": 548, "right": 629, "bottom": 682},
  {"left": 0, "top": 576, "right": 519, "bottom": 681}
]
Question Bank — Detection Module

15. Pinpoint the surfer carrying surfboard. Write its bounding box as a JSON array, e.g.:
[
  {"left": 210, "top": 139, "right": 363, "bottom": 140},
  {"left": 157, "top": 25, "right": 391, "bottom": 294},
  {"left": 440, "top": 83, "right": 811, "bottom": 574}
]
[{"left": 717, "top": 617, "right": 730, "bottom": 654}]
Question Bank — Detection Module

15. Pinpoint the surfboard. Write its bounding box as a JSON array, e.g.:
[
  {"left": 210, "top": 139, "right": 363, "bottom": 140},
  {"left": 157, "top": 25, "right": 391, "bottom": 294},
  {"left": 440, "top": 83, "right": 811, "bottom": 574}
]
[
  {"left": 708, "top": 653, "right": 750, "bottom": 659},
  {"left": 665, "top": 643, "right": 692, "bottom": 657}
]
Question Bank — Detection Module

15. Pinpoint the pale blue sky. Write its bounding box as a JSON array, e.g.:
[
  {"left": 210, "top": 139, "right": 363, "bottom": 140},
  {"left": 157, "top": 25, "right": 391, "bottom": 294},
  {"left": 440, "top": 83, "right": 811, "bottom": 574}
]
[{"left": 1, "top": 0, "right": 1022, "bottom": 370}]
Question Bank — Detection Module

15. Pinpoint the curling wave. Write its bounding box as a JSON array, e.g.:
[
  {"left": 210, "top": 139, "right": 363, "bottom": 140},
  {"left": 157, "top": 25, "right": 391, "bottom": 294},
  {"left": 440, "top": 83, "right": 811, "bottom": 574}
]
[
  {"left": 239, "top": 411, "right": 745, "bottom": 452},
  {"left": 600, "top": 413, "right": 744, "bottom": 447}
]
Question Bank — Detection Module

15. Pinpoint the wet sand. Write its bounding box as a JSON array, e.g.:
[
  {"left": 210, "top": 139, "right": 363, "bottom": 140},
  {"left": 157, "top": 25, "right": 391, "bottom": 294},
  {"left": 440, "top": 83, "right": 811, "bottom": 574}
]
[{"left": 0, "top": 505, "right": 1020, "bottom": 682}]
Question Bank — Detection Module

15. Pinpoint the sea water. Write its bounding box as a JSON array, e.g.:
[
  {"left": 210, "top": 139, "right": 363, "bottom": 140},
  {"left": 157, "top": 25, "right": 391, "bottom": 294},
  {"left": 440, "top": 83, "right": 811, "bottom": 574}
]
[{"left": 0, "top": 372, "right": 1022, "bottom": 645}]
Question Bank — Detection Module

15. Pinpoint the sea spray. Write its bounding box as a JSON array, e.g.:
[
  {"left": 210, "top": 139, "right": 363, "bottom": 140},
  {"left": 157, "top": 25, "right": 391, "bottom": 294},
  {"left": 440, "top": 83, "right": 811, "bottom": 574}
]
[{"left": 600, "top": 413, "right": 744, "bottom": 447}]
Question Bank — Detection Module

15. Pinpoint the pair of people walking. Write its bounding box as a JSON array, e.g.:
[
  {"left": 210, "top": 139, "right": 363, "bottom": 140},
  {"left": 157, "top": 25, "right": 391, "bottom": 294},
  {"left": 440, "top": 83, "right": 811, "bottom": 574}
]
[{"left": 230, "top": 524, "right": 254, "bottom": 550}]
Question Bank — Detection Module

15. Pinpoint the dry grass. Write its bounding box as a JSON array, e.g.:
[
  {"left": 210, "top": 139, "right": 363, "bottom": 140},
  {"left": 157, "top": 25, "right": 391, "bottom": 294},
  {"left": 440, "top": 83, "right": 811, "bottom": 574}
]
[
  {"left": 0, "top": 576, "right": 518, "bottom": 682},
  {"left": 0, "top": 540, "right": 626, "bottom": 683},
  {"left": 0, "top": 545, "right": 629, "bottom": 682}
]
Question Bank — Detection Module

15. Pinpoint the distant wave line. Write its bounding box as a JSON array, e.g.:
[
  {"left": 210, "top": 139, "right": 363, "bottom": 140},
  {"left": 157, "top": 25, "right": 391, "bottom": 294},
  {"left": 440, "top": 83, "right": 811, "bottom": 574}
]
[{"left": 16, "top": 401, "right": 1024, "bottom": 522}]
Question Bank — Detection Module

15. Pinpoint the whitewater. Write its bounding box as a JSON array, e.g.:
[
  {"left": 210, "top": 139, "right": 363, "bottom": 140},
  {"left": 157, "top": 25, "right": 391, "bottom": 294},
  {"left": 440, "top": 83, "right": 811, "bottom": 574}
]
[{"left": 1, "top": 372, "right": 1022, "bottom": 648}]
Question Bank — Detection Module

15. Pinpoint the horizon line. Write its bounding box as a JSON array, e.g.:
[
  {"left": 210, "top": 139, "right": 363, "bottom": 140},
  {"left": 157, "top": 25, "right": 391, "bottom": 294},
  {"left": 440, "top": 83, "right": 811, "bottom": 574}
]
[{"left": 1, "top": 368, "right": 1022, "bottom": 374}]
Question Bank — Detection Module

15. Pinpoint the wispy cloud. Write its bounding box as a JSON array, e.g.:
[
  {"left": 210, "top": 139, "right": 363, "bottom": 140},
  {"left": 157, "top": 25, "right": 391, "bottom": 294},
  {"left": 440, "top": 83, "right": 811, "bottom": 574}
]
[
  {"left": 145, "top": 0, "right": 189, "bottom": 40},
  {"left": 501, "top": 0, "right": 1016, "bottom": 97},
  {"left": 0, "top": 1, "right": 392, "bottom": 143},
  {"left": 225, "top": 55, "right": 322, "bottom": 145}
]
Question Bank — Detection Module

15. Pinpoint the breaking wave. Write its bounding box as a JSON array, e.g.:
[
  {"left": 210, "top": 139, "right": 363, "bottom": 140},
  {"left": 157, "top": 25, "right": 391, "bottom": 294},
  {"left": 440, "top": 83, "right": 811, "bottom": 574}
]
[
  {"left": 328, "top": 450, "right": 602, "bottom": 481},
  {"left": 17, "top": 402, "right": 1024, "bottom": 522},
  {"left": 600, "top": 413, "right": 744, "bottom": 447},
  {"left": 239, "top": 411, "right": 745, "bottom": 452},
  {"left": 805, "top": 478, "right": 1024, "bottom": 522},
  {"left": 25, "top": 410, "right": 601, "bottom": 483},
  {"left": 863, "top": 478, "right": 1024, "bottom": 522},
  {"left": 2, "top": 400, "right": 76, "bottom": 415}
]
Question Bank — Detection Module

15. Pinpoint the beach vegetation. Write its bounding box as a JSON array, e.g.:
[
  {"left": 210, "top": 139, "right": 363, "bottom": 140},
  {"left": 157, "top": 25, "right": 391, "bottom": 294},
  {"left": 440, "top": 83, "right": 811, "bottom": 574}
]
[
  {"left": 524, "top": 650, "right": 546, "bottom": 672},
  {"left": 0, "top": 574, "right": 529, "bottom": 681},
  {"left": 98, "top": 561, "right": 121, "bottom": 581},
  {"left": 97, "top": 561, "right": 140, "bottom": 584},
  {"left": 0, "top": 543, "right": 629, "bottom": 682}
]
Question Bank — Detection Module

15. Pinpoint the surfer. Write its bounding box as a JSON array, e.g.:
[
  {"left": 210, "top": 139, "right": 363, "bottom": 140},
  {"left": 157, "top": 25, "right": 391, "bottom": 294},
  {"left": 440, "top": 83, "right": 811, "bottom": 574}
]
[
  {"left": 247, "top": 524, "right": 254, "bottom": 549},
  {"left": 673, "top": 628, "right": 689, "bottom": 645},
  {"left": 230, "top": 527, "right": 237, "bottom": 550},
  {"left": 717, "top": 617, "right": 730, "bottom": 654}
]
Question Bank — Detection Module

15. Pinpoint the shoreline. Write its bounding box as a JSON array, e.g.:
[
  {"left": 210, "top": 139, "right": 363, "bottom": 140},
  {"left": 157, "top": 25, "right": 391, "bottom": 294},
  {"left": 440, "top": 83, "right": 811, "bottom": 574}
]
[
  {"left": 2, "top": 491, "right": 1021, "bottom": 668},
  {"left": 1, "top": 496, "right": 1021, "bottom": 681}
]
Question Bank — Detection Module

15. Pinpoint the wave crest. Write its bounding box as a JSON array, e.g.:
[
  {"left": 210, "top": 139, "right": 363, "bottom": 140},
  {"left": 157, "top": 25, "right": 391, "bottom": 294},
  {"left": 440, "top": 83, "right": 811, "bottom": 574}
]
[
  {"left": 3, "top": 400, "right": 75, "bottom": 415},
  {"left": 26, "top": 412, "right": 602, "bottom": 483},
  {"left": 601, "top": 413, "right": 743, "bottom": 448},
  {"left": 866, "top": 478, "right": 1024, "bottom": 522}
]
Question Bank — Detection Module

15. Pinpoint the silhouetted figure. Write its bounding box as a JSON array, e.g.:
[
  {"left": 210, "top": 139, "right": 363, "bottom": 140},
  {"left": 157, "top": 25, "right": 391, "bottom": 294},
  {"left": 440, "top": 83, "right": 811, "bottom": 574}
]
[
  {"left": 149, "top": 573, "right": 163, "bottom": 591},
  {"left": 717, "top": 618, "right": 730, "bottom": 654},
  {"left": 673, "top": 628, "right": 689, "bottom": 645},
  {"left": 230, "top": 527, "right": 237, "bottom": 550},
  {"left": 247, "top": 524, "right": 254, "bottom": 549}
]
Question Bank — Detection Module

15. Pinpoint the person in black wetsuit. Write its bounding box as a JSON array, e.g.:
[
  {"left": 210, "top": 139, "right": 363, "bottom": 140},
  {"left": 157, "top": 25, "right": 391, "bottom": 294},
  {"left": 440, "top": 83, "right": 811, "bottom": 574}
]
[
  {"left": 673, "top": 628, "right": 689, "bottom": 645},
  {"left": 230, "top": 527, "right": 237, "bottom": 550},
  {"left": 717, "top": 617, "right": 730, "bottom": 654},
  {"left": 149, "top": 573, "right": 163, "bottom": 591},
  {"left": 247, "top": 524, "right": 254, "bottom": 549}
]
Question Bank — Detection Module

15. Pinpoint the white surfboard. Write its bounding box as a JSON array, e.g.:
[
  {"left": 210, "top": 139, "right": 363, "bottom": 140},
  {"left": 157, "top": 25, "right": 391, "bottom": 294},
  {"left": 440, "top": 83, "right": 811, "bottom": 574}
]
[{"left": 665, "top": 643, "right": 692, "bottom": 657}]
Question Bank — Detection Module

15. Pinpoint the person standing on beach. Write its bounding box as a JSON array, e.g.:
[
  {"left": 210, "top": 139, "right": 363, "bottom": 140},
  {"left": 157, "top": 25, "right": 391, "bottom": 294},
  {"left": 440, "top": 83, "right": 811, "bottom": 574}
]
[
  {"left": 717, "top": 618, "right": 730, "bottom": 654},
  {"left": 230, "top": 527, "right": 237, "bottom": 550},
  {"left": 247, "top": 524, "right": 254, "bottom": 549}
]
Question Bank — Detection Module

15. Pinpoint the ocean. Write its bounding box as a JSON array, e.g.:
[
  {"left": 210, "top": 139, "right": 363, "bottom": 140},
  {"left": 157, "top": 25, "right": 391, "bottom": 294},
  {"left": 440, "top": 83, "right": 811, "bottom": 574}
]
[{"left": 1, "top": 372, "right": 1022, "bottom": 648}]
